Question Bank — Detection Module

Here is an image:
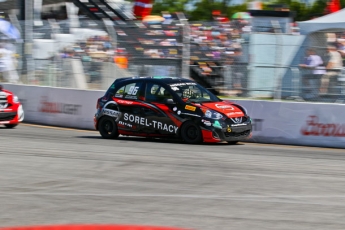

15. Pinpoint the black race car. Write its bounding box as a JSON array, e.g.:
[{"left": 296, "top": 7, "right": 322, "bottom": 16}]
[{"left": 94, "top": 77, "right": 252, "bottom": 144}]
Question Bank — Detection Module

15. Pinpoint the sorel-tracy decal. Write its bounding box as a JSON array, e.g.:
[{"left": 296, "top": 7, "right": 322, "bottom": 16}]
[{"left": 123, "top": 113, "right": 178, "bottom": 133}]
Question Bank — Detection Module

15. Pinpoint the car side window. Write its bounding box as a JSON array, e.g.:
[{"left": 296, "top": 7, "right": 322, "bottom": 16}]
[
  {"left": 115, "top": 82, "right": 143, "bottom": 99},
  {"left": 145, "top": 83, "right": 173, "bottom": 103}
]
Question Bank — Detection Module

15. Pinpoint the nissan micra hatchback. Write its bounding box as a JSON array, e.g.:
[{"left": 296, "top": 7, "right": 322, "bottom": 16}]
[
  {"left": 0, "top": 85, "right": 24, "bottom": 128},
  {"left": 94, "top": 77, "right": 252, "bottom": 144}
]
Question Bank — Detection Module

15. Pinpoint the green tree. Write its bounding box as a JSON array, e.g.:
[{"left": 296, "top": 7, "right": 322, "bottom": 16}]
[
  {"left": 188, "top": 0, "right": 223, "bottom": 21},
  {"left": 151, "top": 0, "right": 190, "bottom": 15},
  {"left": 150, "top": 0, "right": 344, "bottom": 21},
  {"left": 289, "top": 1, "right": 309, "bottom": 21}
]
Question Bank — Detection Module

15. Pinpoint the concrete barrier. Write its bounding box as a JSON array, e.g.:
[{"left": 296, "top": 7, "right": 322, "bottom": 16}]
[{"left": 3, "top": 83, "right": 345, "bottom": 148}]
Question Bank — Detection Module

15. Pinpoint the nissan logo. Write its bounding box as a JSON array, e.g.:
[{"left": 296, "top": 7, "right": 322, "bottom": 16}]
[{"left": 231, "top": 117, "right": 243, "bottom": 124}]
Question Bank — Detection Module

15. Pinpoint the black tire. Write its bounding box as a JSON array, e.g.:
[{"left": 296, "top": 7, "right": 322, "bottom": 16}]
[
  {"left": 227, "top": 141, "right": 238, "bottom": 145},
  {"left": 98, "top": 116, "right": 119, "bottom": 139},
  {"left": 180, "top": 121, "right": 202, "bottom": 144},
  {"left": 5, "top": 124, "right": 18, "bottom": 129}
]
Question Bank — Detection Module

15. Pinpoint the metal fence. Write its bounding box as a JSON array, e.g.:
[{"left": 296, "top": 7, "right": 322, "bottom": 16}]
[
  {"left": 201, "top": 29, "right": 345, "bottom": 103},
  {"left": 1, "top": 18, "right": 345, "bottom": 103},
  {"left": 0, "top": 18, "right": 188, "bottom": 90}
]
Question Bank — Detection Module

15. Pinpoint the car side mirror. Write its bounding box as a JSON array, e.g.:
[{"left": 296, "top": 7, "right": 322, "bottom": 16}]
[{"left": 165, "top": 98, "right": 176, "bottom": 104}]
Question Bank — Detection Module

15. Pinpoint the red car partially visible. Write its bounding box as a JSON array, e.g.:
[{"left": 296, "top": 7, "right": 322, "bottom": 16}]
[{"left": 0, "top": 85, "right": 24, "bottom": 128}]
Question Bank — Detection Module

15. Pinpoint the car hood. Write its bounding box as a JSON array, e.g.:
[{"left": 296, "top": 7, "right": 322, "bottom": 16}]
[
  {"left": 0, "top": 89, "right": 13, "bottom": 96},
  {"left": 200, "top": 101, "right": 244, "bottom": 118}
]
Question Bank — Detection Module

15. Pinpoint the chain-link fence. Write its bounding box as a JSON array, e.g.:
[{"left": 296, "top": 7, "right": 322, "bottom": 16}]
[
  {"left": 192, "top": 28, "right": 345, "bottom": 103},
  {"left": 1, "top": 17, "right": 345, "bottom": 103},
  {"left": 1, "top": 18, "right": 187, "bottom": 91}
]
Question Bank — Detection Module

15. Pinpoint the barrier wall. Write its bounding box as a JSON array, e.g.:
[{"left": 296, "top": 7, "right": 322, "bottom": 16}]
[
  {"left": 3, "top": 84, "right": 345, "bottom": 148},
  {"left": 3, "top": 84, "right": 104, "bottom": 130},
  {"left": 233, "top": 100, "right": 345, "bottom": 148}
]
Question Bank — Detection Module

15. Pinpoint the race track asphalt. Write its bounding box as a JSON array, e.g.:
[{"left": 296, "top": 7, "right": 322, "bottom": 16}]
[{"left": 1, "top": 124, "right": 345, "bottom": 230}]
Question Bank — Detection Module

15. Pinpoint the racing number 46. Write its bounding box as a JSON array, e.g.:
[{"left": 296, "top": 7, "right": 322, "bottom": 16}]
[{"left": 128, "top": 86, "right": 139, "bottom": 95}]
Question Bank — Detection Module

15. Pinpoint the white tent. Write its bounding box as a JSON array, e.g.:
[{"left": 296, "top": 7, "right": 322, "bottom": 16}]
[{"left": 298, "top": 8, "right": 345, "bottom": 35}]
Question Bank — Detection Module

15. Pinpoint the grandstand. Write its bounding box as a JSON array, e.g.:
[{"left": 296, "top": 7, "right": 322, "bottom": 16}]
[{"left": 0, "top": 0, "right": 249, "bottom": 94}]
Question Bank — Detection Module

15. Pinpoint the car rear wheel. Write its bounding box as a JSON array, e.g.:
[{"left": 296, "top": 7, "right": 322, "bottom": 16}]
[
  {"left": 4, "top": 124, "right": 17, "bottom": 129},
  {"left": 99, "top": 116, "right": 119, "bottom": 139},
  {"left": 181, "top": 121, "right": 202, "bottom": 144},
  {"left": 227, "top": 141, "right": 238, "bottom": 145}
]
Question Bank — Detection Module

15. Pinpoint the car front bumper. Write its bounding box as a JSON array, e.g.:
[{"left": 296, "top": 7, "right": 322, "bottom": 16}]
[
  {"left": 214, "top": 123, "right": 252, "bottom": 142},
  {"left": 0, "top": 111, "right": 18, "bottom": 124},
  {"left": 201, "top": 117, "right": 252, "bottom": 142}
]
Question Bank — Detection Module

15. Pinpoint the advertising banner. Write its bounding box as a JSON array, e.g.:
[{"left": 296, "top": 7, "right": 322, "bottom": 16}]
[{"left": 233, "top": 100, "right": 345, "bottom": 148}]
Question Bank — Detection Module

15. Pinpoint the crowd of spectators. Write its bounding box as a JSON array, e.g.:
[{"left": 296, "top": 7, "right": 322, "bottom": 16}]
[
  {"left": 115, "top": 23, "right": 183, "bottom": 60},
  {"left": 189, "top": 19, "right": 250, "bottom": 61},
  {"left": 188, "top": 20, "right": 251, "bottom": 95},
  {"left": 299, "top": 32, "right": 345, "bottom": 100}
]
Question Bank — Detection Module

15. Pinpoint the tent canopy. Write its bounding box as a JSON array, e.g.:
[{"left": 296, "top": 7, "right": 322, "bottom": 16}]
[{"left": 298, "top": 8, "right": 345, "bottom": 35}]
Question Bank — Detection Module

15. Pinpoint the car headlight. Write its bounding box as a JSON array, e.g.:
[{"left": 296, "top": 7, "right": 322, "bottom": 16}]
[
  {"left": 204, "top": 110, "right": 223, "bottom": 119},
  {"left": 13, "top": 95, "right": 19, "bottom": 103}
]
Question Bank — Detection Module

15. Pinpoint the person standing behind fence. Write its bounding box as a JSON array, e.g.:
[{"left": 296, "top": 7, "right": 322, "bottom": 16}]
[
  {"left": 0, "top": 44, "right": 19, "bottom": 84},
  {"left": 231, "top": 47, "right": 246, "bottom": 96},
  {"left": 320, "top": 46, "right": 343, "bottom": 94},
  {"left": 299, "top": 48, "right": 325, "bottom": 99}
]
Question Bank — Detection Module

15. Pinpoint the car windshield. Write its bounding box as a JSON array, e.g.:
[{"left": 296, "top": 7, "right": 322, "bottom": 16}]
[{"left": 169, "top": 82, "right": 221, "bottom": 103}]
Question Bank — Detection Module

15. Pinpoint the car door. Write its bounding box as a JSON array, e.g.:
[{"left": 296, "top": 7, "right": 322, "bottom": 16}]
[
  {"left": 112, "top": 81, "right": 145, "bottom": 133},
  {"left": 140, "top": 82, "right": 179, "bottom": 136}
]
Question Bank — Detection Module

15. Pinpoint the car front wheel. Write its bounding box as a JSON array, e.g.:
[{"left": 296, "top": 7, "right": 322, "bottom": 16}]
[
  {"left": 181, "top": 121, "right": 202, "bottom": 144},
  {"left": 99, "top": 116, "right": 119, "bottom": 139},
  {"left": 5, "top": 124, "right": 18, "bottom": 129}
]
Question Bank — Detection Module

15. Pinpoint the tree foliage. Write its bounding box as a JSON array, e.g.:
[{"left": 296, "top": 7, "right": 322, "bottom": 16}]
[{"left": 150, "top": 0, "right": 344, "bottom": 22}]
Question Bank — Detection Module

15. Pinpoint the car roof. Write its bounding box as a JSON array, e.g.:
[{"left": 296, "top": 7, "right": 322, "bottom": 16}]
[{"left": 114, "top": 76, "right": 195, "bottom": 85}]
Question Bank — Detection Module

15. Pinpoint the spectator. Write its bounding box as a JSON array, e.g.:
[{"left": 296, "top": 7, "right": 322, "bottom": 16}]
[
  {"left": 231, "top": 48, "right": 246, "bottom": 94},
  {"left": 0, "top": 44, "right": 19, "bottom": 84},
  {"left": 320, "top": 46, "right": 343, "bottom": 94},
  {"left": 337, "top": 39, "right": 345, "bottom": 66},
  {"left": 299, "top": 48, "right": 325, "bottom": 99}
]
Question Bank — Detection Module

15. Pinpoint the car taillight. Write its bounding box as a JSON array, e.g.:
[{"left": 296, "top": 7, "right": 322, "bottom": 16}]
[
  {"left": 97, "top": 96, "right": 108, "bottom": 109},
  {"left": 96, "top": 99, "right": 101, "bottom": 109}
]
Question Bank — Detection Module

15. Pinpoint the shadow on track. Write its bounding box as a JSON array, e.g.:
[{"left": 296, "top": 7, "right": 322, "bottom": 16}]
[{"left": 76, "top": 135, "right": 245, "bottom": 146}]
